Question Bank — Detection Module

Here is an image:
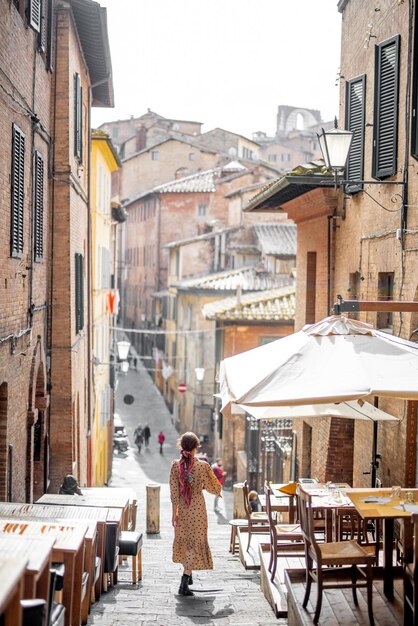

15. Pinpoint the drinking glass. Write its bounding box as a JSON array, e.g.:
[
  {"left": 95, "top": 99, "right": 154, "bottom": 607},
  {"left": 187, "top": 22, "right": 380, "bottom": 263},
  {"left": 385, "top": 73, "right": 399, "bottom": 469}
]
[{"left": 391, "top": 486, "right": 402, "bottom": 500}]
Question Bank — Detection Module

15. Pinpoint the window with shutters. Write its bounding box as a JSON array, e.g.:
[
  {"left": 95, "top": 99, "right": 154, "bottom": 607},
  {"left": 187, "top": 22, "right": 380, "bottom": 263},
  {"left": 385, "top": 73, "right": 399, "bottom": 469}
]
[
  {"left": 372, "top": 35, "right": 400, "bottom": 179},
  {"left": 345, "top": 75, "right": 366, "bottom": 193},
  {"left": 74, "top": 73, "right": 83, "bottom": 161},
  {"left": 34, "top": 151, "right": 44, "bottom": 261},
  {"left": 75, "top": 253, "right": 84, "bottom": 333},
  {"left": 11, "top": 124, "right": 25, "bottom": 258}
]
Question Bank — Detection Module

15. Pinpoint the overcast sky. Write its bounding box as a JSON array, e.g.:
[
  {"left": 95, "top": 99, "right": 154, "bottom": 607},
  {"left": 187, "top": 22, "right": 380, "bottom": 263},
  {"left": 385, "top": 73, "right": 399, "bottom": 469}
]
[{"left": 91, "top": 0, "right": 342, "bottom": 138}]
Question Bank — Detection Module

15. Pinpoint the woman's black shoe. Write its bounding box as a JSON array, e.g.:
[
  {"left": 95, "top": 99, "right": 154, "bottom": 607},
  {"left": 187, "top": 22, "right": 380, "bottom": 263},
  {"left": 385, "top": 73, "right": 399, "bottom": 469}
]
[
  {"left": 178, "top": 574, "right": 194, "bottom": 596},
  {"left": 188, "top": 574, "right": 193, "bottom": 585}
]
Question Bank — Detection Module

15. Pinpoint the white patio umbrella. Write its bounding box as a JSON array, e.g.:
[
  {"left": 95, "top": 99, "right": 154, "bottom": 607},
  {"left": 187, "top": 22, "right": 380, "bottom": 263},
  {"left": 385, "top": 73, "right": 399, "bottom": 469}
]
[
  {"left": 239, "top": 399, "right": 398, "bottom": 422},
  {"left": 219, "top": 315, "right": 418, "bottom": 417}
]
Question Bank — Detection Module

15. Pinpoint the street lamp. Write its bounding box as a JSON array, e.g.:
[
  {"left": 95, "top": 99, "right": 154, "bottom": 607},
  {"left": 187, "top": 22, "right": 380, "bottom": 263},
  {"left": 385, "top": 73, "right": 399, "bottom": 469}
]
[
  {"left": 317, "top": 126, "right": 353, "bottom": 174},
  {"left": 116, "top": 340, "right": 131, "bottom": 376},
  {"left": 195, "top": 367, "right": 205, "bottom": 382},
  {"left": 116, "top": 340, "right": 131, "bottom": 361},
  {"left": 317, "top": 122, "right": 405, "bottom": 192}
]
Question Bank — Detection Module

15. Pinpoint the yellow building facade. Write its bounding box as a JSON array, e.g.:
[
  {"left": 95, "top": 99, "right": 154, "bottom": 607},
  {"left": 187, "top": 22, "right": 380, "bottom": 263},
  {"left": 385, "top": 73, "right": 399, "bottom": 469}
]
[{"left": 91, "top": 130, "right": 120, "bottom": 485}]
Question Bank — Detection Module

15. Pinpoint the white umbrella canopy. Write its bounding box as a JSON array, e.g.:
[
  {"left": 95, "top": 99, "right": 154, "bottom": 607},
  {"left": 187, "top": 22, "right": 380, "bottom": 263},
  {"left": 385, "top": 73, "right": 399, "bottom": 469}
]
[
  {"left": 220, "top": 315, "right": 418, "bottom": 417},
  {"left": 239, "top": 399, "right": 399, "bottom": 422}
]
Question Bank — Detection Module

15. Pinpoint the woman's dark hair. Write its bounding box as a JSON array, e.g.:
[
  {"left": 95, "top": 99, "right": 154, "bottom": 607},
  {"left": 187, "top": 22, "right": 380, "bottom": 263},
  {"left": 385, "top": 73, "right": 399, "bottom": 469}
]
[{"left": 177, "top": 431, "right": 200, "bottom": 452}]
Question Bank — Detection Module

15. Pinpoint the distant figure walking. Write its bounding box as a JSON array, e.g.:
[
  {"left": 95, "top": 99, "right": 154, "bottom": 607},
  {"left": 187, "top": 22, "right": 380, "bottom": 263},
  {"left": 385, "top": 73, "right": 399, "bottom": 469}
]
[
  {"left": 134, "top": 424, "right": 144, "bottom": 453},
  {"left": 143, "top": 423, "right": 151, "bottom": 447},
  {"left": 211, "top": 458, "right": 227, "bottom": 512},
  {"left": 158, "top": 431, "right": 165, "bottom": 454}
]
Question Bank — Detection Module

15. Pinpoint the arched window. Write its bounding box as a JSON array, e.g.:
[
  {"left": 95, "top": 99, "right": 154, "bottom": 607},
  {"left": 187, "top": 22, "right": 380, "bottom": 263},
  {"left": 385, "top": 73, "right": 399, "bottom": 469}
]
[{"left": 296, "top": 113, "right": 304, "bottom": 130}]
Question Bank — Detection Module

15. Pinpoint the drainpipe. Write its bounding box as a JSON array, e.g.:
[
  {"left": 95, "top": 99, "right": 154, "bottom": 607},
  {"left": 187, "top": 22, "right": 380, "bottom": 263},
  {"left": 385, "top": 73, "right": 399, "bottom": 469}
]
[
  {"left": 86, "top": 87, "right": 92, "bottom": 486},
  {"left": 327, "top": 215, "right": 332, "bottom": 315}
]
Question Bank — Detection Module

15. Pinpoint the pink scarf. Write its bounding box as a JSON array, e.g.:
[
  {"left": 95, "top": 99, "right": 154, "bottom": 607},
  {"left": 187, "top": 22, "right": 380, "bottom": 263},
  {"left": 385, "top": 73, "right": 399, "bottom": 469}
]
[{"left": 179, "top": 449, "right": 195, "bottom": 506}]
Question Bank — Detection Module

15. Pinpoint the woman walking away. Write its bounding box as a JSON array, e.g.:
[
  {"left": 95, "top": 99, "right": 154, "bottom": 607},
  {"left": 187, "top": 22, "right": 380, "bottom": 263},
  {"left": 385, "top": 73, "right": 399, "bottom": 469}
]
[
  {"left": 170, "top": 432, "right": 222, "bottom": 596},
  {"left": 158, "top": 430, "right": 165, "bottom": 453}
]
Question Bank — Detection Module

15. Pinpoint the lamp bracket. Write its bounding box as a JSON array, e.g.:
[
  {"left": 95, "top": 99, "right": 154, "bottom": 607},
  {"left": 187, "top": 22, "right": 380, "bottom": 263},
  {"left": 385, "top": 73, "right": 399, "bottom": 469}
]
[{"left": 333, "top": 295, "right": 418, "bottom": 315}]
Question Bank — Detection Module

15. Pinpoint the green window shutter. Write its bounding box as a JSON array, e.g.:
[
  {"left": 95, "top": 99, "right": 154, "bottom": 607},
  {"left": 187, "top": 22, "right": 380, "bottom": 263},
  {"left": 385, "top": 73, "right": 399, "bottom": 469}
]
[
  {"left": 29, "top": 0, "right": 41, "bottom": 32},
  {"left": 345, "top": 75, "right": 366, "bottom": 193},
  {"left": 372, "top": 35, "right": 400, "bottom": 178},
  {"left": 75, "top": 253, "right": 84, "bottom": 333},
  {"left": 34, "top": 151, "right": 44, "bottom": 260},
  {"left": 39, "top": 0, "right": 46, "bottom": 52},
  {"left": 74, "top": 73, "right": 83, "bottom": 160},
  {"left": 46, "top": 0, "right": 55, "bottom": 71},
  {"left": 11, "top": 124, "right": 25, "bottom": 257}
]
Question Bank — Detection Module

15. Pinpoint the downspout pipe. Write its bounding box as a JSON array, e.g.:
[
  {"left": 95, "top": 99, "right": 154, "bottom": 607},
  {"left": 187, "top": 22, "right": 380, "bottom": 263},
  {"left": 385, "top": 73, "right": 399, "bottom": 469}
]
[
  {"left": 327, "top": 214, "right": 332, "bottom": 315},
  {"left": 86, "top": 87, "right": 92, "bottom": 486}
]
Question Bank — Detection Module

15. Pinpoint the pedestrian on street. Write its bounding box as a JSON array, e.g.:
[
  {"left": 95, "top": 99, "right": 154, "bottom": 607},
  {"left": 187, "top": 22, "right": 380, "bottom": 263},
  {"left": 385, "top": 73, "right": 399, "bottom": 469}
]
[
  {"left": 169, "top": 431, "right": 222, "bottom": 596},
  {"left": 143, "top": 423, "right": 151, "bottom": 447},
  {"left": 211, "top": 457, "right": 226, "bottom": 512},
  {"left": 158, "top": 430, "right": 165, "bottom": 453},
  {"left": 134, "top": 424, "right": 144, "bottom": 453}
]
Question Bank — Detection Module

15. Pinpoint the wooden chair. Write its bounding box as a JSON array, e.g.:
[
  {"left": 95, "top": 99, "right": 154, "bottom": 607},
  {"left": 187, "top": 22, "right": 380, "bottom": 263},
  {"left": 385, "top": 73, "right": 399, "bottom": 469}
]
[
  {"left": 298, "top": 486, "right": 375, "bottom": 625},
  {"left": 264, "top": 482, "right": 304, "bottom": 582},
  {"left": 335, "top": 507, "right": 380, "bottom": 564},
  {"left": 403, "top": 512, "right": 418, "bottom": 626},
  {"left": 242, "top": 480, "right": 269, "bottom": 551}
]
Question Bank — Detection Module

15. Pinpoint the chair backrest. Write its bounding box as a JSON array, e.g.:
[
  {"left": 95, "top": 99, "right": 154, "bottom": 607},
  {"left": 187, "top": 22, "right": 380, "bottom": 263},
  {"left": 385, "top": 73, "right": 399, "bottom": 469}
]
[
  {"left": 264, "top": 482, "right": 275, "bottom": 526},
  {"left": 297, "top": 485, "right": 320, "bottom": 559},
  {"left": 242, "top": 480, "right": 252, "bottom": 519}
]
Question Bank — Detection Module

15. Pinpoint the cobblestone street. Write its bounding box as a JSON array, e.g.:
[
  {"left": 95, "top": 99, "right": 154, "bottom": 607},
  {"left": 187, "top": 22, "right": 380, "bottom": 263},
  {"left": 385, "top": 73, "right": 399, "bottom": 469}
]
[{"left": 88, "top": 364, "right": 284, "bottom": 625}]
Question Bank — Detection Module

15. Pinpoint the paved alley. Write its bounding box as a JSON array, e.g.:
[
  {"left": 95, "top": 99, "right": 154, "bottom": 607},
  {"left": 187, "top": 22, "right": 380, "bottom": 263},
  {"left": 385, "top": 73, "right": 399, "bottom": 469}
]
[{"left": 88, "top": 363, "right": 284, "bottom": 626}]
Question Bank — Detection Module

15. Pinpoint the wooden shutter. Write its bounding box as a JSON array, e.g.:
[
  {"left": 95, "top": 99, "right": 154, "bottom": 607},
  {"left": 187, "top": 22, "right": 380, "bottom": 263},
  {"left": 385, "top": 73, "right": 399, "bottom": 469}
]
[
  {"left": 39, "top": 0, "right": 46, "bottom": 52},
  {"left": 34, "top": 151, "right": 44, "bottom": 260},
  {"left": 11, "top": 124, "right": 25, "bottom": 257},
  {"left": 345, "top": 75, "right": 366, "bottom": 193},
  {"left": 372, "top": 35, "right": 400, "bottom": 178},
  {"left": 29, "top": 0, "right": 41, "bottom": 32},
  {"left": 74, "top": 73, "right": 83, "bottom": 160},
  {"left": 305, "top": 252, "right": 317, "bottom": 324},
  {"left": 75, "top": 253, "right": 84, "bottom": 333},
  {"left": 46, "top": 0, "right": 54, "bottom": 71}
]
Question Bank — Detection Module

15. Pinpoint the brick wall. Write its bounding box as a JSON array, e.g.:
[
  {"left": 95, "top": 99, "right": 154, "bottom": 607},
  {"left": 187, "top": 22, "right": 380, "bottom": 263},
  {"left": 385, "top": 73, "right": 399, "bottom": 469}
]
[
  {"left": 0, "top": 0, "right": 52, "bottom": 502},
  {"left": 49, "top": 5, "right": 90, "bottom": 491},
  {"left": 121, "top": 140, "right": 219, "bottom": 200}
]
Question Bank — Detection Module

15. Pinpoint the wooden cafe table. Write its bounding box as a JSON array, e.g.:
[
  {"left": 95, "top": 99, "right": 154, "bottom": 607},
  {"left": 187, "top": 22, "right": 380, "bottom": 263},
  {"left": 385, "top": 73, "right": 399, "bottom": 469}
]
[
  {"left": 0, "top": 519, "right": 88, "bottom": 626},
  {"left": 0, "top": 502, "right": 119, "bottom": 597},
  {"left": 0, "top": 556, "right": 27, "bottom": 626},
  {"left": 347, "top": 488, "right": 413, "bottom": 600},
  {"left": 0, "top": 535, "right": 54, "bottom": 602},
  {"left": 36, "top": 492, "right": 131, "bottom": 531},
  {"left": 298, "top": 483, "right": 353, "bottom": 542}
]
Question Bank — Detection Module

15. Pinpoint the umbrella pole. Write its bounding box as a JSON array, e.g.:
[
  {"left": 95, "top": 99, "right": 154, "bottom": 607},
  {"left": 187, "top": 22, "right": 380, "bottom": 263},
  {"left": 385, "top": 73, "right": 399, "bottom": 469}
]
[{"left": 371, "top": 421, "right": 379, "bottom": 488}]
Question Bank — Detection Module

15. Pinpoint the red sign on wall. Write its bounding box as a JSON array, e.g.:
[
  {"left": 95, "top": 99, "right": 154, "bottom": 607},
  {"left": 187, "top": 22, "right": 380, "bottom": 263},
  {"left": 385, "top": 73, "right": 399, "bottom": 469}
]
[{"left": 178, "top": 382, "right": 187, "bottom": 393}]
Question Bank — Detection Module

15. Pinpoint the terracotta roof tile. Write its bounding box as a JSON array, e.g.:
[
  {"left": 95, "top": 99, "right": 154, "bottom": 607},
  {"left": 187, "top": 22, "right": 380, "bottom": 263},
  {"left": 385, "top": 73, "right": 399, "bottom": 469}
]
[{"left": 202, "top": 285, "right": 295, "bottom": 321}]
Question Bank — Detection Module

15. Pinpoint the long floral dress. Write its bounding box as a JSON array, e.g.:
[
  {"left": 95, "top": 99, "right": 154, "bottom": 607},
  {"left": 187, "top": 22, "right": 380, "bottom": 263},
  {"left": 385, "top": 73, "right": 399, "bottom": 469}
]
[{"left": 170, "top": 458, "right": 221, "bottom": 570}]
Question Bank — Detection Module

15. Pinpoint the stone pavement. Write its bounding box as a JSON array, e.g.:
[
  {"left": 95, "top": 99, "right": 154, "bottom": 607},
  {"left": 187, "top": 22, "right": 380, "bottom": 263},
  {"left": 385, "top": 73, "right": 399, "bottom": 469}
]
[{"left": 88, "top": 363, "right": 286, "bottom": 625}]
